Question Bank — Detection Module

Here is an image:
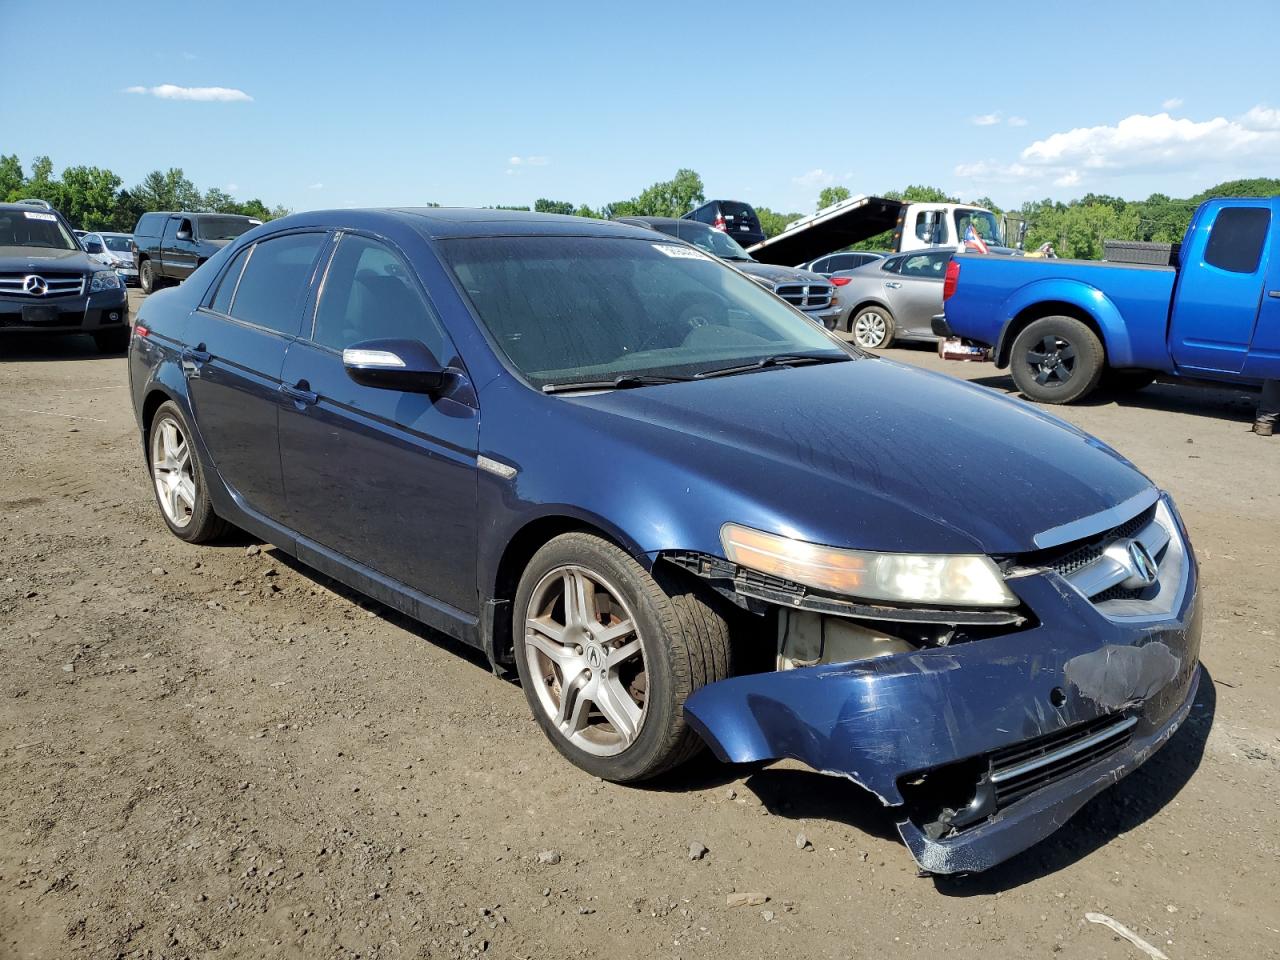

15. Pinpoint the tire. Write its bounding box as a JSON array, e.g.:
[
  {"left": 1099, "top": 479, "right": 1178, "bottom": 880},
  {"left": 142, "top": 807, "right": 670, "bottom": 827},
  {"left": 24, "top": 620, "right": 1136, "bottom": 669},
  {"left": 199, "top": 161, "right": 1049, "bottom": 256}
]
[
  {"left": 1009, "top": 315, "right": 1105, "bottom": 404},
  {"left": 147, "top": 401, "right": 232, "bottom": 543},
  {"left": 850, "top": 305, "right": 895, "bottom": 349},
  {"left": 93, "top": 326, "right": 131, "bottom": 354},
  {"left": 139, "top": 259, "right": 155, "bottom": 295},
  {"left": 512, "top": 532, "right": 732, "bottom": 782},
  {"left": 1102, "top": 368, "right": 1158, "bottom": 393}
]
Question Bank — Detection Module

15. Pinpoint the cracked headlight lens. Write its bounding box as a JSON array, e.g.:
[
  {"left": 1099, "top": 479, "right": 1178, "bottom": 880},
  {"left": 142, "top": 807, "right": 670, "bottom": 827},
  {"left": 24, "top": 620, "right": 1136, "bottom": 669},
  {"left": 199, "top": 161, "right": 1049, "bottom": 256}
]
[
  {"left": 90, "top": 270, "right": 121, "bottom": 292},
  {"left": 720, "top": 523, "right": 1019, "bottom": 607}
]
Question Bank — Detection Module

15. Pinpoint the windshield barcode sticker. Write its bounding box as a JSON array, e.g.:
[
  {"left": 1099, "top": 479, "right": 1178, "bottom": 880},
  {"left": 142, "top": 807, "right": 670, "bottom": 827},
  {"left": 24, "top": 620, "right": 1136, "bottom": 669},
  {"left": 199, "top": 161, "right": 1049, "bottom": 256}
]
[
  {"left": 23, "top": 211, "right": 57, "bottom": 221},
  {"left": 652, "top": 243, "right": 710, "bottom": 260}
]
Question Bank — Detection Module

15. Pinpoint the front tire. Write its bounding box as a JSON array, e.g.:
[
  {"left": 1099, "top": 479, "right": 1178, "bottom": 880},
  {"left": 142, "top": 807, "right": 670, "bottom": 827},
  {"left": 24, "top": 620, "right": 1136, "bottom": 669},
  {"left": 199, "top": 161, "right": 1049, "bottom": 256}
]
[
  {"left": 1009, "top": 315, "right": 1105, "bottom": 404},
  {"left": 147, "top": 401, "right": 231, "bottom": 543},
  {"left": 139, "top": 259, "right": 155, "bottom": 295},
  {"left": 850, "top": 306, "right": 895, "bottom": 349},
  {"left": 513, "top": 532, "right": 731, "bottom": 782}
]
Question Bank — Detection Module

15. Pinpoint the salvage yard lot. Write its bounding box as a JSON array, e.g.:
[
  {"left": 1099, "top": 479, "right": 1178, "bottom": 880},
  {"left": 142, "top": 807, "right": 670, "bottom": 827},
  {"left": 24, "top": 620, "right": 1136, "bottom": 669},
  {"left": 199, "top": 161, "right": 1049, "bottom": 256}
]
[{"left": 1, "top": 289, "right": 1277, "bottom": 959}]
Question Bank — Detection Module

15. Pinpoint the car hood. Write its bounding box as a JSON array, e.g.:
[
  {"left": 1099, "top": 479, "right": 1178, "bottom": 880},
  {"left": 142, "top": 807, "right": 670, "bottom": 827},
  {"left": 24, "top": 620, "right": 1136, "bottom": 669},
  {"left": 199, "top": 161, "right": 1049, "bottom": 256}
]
[
  {"left": 569, "top": 358, "right": 1153, "bottom": 556},
  {"left": 0, "top": 246, "right": 94, "bottom": 272},
  {"left": 732, "top": 262, "right": 829, "bottom": 286}
]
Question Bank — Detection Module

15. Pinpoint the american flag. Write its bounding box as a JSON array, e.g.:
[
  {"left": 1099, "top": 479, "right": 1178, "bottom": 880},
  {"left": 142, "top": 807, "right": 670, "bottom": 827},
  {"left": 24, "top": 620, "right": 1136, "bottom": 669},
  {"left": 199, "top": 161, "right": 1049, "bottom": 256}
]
[{"left": 964, "top": 223, "right": 990, "bottom": 254}]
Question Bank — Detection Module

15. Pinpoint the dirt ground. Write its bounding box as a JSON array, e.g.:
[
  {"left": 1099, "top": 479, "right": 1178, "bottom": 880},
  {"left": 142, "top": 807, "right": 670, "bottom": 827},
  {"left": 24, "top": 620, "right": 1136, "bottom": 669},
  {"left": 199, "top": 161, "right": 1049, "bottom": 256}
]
[{"left": 1, "top": 289, "right": 1277, "bottom": 960}]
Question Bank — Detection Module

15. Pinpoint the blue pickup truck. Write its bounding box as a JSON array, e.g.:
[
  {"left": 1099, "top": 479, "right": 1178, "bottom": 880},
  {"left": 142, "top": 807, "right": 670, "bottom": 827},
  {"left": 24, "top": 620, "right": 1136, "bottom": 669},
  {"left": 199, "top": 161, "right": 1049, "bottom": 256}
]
[{"left": 937, "top": 196, "right": 1279, "bottom": 403}]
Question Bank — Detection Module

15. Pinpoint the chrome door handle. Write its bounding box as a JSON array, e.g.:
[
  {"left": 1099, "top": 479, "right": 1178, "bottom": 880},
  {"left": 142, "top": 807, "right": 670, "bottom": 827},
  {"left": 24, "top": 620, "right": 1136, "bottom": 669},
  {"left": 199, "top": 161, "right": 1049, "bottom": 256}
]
[
  {"left": 280, "top": 381, "right": 318, "bottom": 406},
  {"left": 1268, "top": 290, "right": 1280, "bottom": 299},
  {"left": 180, "top": 345, "right": 210, "bottom": 376},
  {"left": 886, "top": 281, "right": 902, "bottom": 289}
]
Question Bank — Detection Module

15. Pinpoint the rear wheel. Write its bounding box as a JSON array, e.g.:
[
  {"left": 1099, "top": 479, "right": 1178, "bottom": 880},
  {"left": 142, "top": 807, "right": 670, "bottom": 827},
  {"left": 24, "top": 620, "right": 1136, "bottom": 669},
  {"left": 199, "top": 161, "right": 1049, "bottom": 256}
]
[
  {"left": 850, "top": 306, "right": 895, "bottom": 349},
  {"left": 93, "top": 326, "right": 131, "bottom": 354},
  {"left": 513, "top": 532, "right": 731, "bottom": 782},
  {"left": 1009, "top": 315, "right": 1105, "bottom": 404},
  {"left": 139, "top": 259, "right": 156, "bottom": 295},
  {"left": 148, "top": 401, "right": 231, "bottom": 543}
]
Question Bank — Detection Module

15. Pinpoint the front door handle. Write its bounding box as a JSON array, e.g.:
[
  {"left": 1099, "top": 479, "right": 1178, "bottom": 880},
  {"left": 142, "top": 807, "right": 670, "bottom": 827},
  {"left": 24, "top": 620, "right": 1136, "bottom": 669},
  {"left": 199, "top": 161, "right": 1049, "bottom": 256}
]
[
  {"left": 280, "top": 380, "right": 318, "bottom": 406},
  {"left": 1268, "top": 290, "right": 1280, "bottom": 299},
  {"left": 886, "top": 281, "right": 902, "bottom": 289}
]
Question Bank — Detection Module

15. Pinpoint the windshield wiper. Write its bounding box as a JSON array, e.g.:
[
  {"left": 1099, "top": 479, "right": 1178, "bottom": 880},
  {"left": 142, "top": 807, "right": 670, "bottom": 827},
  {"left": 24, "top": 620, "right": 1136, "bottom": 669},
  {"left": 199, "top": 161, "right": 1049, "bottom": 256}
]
[
  {"left": 542, "top": 373, "right": 697, "bottom": 394},
  {"left": 694, "top": 352, "right": 851, "bottom": 380}
]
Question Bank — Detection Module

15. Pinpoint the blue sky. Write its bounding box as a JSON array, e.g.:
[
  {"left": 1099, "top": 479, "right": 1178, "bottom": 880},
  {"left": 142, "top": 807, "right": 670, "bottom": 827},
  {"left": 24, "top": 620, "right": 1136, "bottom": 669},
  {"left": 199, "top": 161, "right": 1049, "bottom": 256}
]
[{"left": 2, "top": 0, "right": 1277, "bottom": 214}]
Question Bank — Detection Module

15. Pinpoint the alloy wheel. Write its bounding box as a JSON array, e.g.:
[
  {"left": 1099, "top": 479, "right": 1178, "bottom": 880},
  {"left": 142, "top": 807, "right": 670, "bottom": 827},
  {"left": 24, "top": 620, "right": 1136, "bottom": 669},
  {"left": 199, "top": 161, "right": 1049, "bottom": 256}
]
[
  {"left": 524, "top": 565, "right": 648, "bottom": 757},
  {"left": 1026, "top": 334, "right": 1077, "bottom": 385},
  {"left": 150, "top": 417, "right": 196, "bottom": 527},
  {"left": 854, "top": 311, "right": 888, "bottom": 348}
]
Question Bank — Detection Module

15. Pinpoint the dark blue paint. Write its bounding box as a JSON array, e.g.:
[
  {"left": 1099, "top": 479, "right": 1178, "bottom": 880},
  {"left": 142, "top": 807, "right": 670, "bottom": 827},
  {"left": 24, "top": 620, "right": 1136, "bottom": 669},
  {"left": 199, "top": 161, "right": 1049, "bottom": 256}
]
[
  {"left": 129, "top": 208, "right": 1203, "bottom": 874},
  {"left": 944, "top": 195, "right": 1280, "bottom": 382}
]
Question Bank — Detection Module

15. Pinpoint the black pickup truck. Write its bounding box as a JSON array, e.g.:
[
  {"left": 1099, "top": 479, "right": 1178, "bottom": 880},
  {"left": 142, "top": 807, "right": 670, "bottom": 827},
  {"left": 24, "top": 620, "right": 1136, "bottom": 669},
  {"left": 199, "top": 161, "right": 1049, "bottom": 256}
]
[
  {"left": 0, "top": 202, "right": 130, "bottom": 352},
  {"left": 133, "top": 211, "right": 260, "bottom": 293}
]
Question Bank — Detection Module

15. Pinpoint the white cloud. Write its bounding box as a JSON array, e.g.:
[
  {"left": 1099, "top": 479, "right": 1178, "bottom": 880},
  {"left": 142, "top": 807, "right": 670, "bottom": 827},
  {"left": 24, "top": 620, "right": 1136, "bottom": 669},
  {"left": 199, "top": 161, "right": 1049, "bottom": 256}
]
[
  {"left": 225, "top": 183, "right": 238, "bottom": 193},
  {"left": 507, "top": 155, "right": 549, "bottom": 167},
  {"left": 1054, "top": 170, "right": 1081, "bottom": 187},
  {"left": 1007, "top": 115, "right": 1028, "bottom": 127},
  {"left": 972, "top": 112, "right": 1002, "bottom": 126},
  {"left": 125, "top": 84, "right": 252, "bottom": 102},
  {"left": 307, "top": 182, "right": 324, "bottom": 190},
  {"left": 1162, "top": 97, "right": 1183, "bottom": 110},
  {"left": 792, "top": 168, "right": 836, "bottom": 189},
  {"left": 182, "top": 51, "right": 198, "bottom": 61},
  {"left": 953, "top": 160, "right": 1033, "bottom": 181}
]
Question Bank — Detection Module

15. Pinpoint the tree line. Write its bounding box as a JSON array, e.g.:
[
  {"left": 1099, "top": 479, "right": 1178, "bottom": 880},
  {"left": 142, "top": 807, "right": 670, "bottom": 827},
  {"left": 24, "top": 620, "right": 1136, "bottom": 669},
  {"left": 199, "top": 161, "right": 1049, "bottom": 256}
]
[{"left": 0, "top": 154, "right": 291, "bottom": 232}]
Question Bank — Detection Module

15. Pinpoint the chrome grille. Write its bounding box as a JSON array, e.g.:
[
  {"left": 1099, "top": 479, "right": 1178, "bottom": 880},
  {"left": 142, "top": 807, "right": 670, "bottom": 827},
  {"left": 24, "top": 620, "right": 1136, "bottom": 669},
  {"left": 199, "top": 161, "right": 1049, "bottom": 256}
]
[
  {"left": 775, "top": 283, "right": 833, "bottom": 310},
  {"left": 989, "top": 714, "right": 1135, "bottom": 807},
  {"left": 0, "top": 272, "right": 87, "bottom": 298}
]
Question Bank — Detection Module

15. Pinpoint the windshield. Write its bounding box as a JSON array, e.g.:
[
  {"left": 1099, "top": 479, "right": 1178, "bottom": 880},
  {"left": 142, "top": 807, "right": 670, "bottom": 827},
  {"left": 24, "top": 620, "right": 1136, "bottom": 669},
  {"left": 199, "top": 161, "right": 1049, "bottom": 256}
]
[
  {"left": 954, "top": 209, "right": 1002, "bottom": 246},
  {"left": 199, "top": 216, "right": 257, "bottom": 241},
  {"left": 0, "top": 210, "right": 78, "bottom": 250},
  {"left": 441, "top": 236, "right": 849, "bottom": 390},
  {"left": 672, "top": 222, "right": 753, "bottom": 260},
  {"left": 103, "top": 235, "right": 132, "bottom": 252}
]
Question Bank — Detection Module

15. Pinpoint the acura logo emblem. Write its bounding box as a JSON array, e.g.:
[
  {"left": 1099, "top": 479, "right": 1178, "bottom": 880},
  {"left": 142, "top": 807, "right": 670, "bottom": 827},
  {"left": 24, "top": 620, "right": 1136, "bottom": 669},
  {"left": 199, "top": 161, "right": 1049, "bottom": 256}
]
[
  {"left": 1122, "top": 540, "right": 1159, "bottom": 588},
  {"left": 22, "top": 274, "right": 48, "bottom": 297}
]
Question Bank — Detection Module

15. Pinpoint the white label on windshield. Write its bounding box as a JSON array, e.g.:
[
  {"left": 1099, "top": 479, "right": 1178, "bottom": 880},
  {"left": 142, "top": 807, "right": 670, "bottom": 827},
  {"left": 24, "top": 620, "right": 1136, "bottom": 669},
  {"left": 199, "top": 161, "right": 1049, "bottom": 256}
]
[
  {"left": 652, "top": 243, "right": 710, "bottom": 260},
  {"left": 23, "top": 211, "right": 57, "bottom": 221}
]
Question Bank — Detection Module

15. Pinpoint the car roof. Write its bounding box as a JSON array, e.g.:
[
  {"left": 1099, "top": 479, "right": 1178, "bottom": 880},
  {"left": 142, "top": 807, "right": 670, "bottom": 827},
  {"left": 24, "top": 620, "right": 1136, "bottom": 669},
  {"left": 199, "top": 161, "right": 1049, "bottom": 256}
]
[{"left": 263, "top": 207, "right": 662, "bottom": 242}]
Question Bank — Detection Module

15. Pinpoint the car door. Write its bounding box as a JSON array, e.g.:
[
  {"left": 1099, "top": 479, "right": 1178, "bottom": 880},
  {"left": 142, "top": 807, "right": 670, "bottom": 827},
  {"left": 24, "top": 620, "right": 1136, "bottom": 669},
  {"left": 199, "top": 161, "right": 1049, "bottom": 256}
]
[
  {"left": 890, "top": 251, "right": 949, "bottom": 337},
  {"left": 183, "top": 230, "right": 329, "bottom": 521},
  {"left": 159, "top": 215, "right": 195, "bottom": 280},
  {"left": 1169, "top": 203, "right": 1272, "bottom": 375},
  {"left": 277, "top": 231, "right": 480, "bottom": 616}
]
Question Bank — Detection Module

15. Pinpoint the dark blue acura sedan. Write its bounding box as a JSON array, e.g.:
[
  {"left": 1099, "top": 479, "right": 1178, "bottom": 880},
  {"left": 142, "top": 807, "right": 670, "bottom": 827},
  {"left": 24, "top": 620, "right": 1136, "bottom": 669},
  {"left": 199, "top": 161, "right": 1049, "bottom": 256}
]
[{"left": 129, "top": 209, "right": 1201, "bottom": 873}]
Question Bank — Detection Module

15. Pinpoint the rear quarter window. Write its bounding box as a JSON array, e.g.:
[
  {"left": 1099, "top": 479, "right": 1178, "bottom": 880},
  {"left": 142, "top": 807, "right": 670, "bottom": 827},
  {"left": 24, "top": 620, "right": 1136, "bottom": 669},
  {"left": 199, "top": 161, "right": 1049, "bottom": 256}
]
[
  {"left": 1203, "top": 207, "right": 1270, "bottom": 274},
  {"left": 135, "top": 213, "right": 165, "bottom": 237}
]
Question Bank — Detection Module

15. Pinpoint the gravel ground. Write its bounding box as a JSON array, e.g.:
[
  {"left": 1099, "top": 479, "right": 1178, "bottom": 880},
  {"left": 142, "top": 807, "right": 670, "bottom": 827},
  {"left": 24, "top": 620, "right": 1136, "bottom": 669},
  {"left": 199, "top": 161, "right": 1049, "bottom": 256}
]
[{"left": 1, "top": 290, "right": 1277, "bottom": 959}]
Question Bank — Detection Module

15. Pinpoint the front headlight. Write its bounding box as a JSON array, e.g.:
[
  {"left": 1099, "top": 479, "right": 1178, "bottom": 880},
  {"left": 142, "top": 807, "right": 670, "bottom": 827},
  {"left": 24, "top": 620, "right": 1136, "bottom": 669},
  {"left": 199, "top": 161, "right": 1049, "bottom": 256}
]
[
  {"left": 720, "top": 523, "right": 1019, "bottom": 608},
  {"left": 90, "top": 270, "right": 121, "bottom": 292}
]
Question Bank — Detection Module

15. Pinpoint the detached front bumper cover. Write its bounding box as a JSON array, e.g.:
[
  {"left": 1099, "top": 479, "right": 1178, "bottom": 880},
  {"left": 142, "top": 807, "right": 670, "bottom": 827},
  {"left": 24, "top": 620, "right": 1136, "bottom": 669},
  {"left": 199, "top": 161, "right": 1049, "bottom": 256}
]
[{"left": 683, "top": 568, "right": 1201, "bottom": 875}]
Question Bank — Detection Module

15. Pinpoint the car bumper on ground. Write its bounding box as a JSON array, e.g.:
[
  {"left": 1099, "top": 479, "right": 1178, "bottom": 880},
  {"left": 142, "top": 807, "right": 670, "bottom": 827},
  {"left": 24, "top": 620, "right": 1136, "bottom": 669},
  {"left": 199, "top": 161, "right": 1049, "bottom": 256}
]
[
  {"left": 0, "top": 290, "right": 130, "bottom": 334},
  {"left": 683, "top": 544, "right": 1201, "bottom": 874}
]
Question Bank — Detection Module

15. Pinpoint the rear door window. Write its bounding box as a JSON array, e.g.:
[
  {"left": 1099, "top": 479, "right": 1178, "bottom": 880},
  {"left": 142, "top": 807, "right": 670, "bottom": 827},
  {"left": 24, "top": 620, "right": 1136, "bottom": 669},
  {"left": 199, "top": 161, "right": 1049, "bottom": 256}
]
[
  {"left": 226, "top": 232, "right": 327, "bottom": 335},
  {"left": 207, "top": 245, "right": 251, "bottom": 315},
  {"left": 900, "top": 252, "right": 950, "bottom": 279},
  {"left": 1204, "top": 207, "right": 1270, "bottom": 274}
]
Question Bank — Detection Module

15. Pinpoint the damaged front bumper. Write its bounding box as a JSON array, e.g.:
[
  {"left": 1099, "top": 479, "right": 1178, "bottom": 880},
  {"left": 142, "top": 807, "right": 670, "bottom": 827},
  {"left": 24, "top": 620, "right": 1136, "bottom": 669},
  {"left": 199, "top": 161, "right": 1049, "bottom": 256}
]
[{"left": 683, "top": 561, "right": 1202, "bottom": 875}]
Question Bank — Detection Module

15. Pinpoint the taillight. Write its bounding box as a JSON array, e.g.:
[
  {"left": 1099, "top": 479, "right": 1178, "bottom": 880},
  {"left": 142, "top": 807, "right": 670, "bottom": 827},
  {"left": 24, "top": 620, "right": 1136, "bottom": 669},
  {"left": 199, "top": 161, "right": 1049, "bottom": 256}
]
[
  {"left": 133, "top": 323, "right": 149, "bottom": 338},
  {"left": 943, "top": 260, "right": 961, "bottom": 300},
  {"left": 712, "top": 216, "right": 726, "bottom": 232},
  {"left": 830, "top": 276, "right": 852, "bottom": 286}
]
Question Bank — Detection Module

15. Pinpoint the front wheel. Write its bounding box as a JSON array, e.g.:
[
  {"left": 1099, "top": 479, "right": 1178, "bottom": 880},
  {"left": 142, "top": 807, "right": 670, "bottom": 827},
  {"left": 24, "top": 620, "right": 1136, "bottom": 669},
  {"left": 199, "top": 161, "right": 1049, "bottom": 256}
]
[
  {"left": 850, "top": 306, "right": 895, "bottom": 349},
  {"left": 513, "top": 533, "right": 731, "bottom": 782},
  {"left": 1009, "top": 315, "right": 1105, "bottom": 404}
]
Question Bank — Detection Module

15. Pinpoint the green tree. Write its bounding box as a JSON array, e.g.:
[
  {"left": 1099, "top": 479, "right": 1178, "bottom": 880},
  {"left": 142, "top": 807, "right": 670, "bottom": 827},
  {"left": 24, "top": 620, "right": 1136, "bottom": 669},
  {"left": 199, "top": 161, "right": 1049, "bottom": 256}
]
[
  {"left": 133, "top": 168, "right": 202, "bottom": 212},
  {"left": 605, "top": 168, "right": 705, "bottom": 219},
  {"left": 60, "top": 166, "right": 124, "bottom": 230},
  {"left": 20, "top": 155, "right": 64, "bottom": 210},
  {"left": 202, "top": 187, "right": 239, "bottom": 213},
  {"left": 0, "top": 154, "right": 24, "bottom": 201},
  {"left": 756, "top": 206, "right": 802, "bottom": 238},
  {"left": 534, "top": 198, "right": 575, "bottom": 215},
  {"left": 817, "top": 186, "right": 851, "bottom": 210},
  {"left": 889, "top": 184, "right": 958, "bottom": 204}
]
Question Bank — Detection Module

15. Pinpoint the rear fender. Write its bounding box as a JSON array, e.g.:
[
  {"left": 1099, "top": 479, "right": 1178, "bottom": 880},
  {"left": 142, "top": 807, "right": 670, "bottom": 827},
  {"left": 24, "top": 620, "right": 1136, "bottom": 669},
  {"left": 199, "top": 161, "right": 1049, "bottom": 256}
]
[{"left": 996, "top": 279, "right": 1134, "bottom": 368}]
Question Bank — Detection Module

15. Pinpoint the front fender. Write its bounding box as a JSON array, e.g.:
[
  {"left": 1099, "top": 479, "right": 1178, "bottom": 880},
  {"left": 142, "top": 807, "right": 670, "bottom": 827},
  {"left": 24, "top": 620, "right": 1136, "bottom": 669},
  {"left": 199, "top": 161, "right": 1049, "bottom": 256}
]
[{"left": 996, "top": 278, "right": 1134, "bottom": 368}]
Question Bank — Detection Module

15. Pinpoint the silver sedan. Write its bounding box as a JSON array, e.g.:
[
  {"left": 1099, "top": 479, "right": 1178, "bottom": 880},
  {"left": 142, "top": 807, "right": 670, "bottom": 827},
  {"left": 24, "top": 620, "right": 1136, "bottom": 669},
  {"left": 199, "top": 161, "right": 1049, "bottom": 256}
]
[{"left": 833, "top": 249, "right": 952, "bottom": 349}]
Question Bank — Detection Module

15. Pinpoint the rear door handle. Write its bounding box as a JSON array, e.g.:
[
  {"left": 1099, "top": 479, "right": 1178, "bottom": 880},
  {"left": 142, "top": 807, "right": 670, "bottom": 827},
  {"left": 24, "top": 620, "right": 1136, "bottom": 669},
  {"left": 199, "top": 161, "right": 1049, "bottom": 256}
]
[
  {"left": 280, "top": 381, "right": 318, "bottom": 406},
  {"left": 886, "top": 281, "right": 902, "bottom": 289},
  {"left": 180, "top": 345, "right": 210, "bottom": 375}
]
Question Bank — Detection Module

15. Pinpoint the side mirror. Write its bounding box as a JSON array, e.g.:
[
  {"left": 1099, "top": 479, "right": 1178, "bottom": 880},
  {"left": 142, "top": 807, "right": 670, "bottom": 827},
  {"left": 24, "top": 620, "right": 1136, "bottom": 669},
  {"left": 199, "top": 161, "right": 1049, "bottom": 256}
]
[
  {"left": 342, "top": 338, "right": 448, "bottom": 394},
  {"left": 86, "top": 242, "right": 104, "bottom": 254},
  {"left": 175, "top": 229, "right": 192, "bottom": 241}
]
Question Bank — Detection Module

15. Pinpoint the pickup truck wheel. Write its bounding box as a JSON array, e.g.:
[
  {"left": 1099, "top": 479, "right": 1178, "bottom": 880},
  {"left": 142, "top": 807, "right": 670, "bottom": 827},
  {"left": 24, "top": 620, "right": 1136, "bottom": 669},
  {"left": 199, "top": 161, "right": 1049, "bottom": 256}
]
[
  {"left": 139, "top": 260, "right": 155, "bottom": 295},
  {"left": 513, "top": 533, "right": 731, "bottom": 783},
  {"left": 851, "top": 306, "right": 895, "bottom": 349},
  {"left": 1010, "top": 316, "right": 1104, "bottom": 404}
]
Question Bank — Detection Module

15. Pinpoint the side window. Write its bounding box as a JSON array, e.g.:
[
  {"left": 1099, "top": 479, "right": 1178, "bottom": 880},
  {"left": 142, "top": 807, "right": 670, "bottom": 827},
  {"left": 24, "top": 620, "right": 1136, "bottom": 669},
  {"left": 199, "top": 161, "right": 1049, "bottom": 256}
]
[
  {"left": 227, "top": 232, "right": 326, "bottom": 335},
  {"left": 810, "top": 256, "right": 830, "bottom": 273},
  {"left": 311, "top": 234, "right": 450, "bottom": 361},
  {"left": 901, "top": 253, "right": 949, "bottom": 279},
  {"left": 881, "top": 256, "right": 904, "bottom": 274},
  {"left": 914, "top": 211, "right": 933, "bottom": 242},
  {"left": 161, "top": 217, "right": 180, "bottom": 243},
  {"left": 207, "top": 245, "right": 250, "bottom": 315},
  {"left": 1204, "top": 207, "right": 1270, "bottom": 274}
]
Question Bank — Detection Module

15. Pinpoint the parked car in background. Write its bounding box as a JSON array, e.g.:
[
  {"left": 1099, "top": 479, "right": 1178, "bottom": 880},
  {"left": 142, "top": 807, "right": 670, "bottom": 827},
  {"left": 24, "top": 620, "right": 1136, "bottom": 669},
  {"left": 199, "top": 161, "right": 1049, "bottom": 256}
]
[
  {"left": 82, "top": 232, "right": 139, "bottom": 285},
  {"left": 73, "top": 229, "right": 88, "bottom": 242},
  {"left": 682, "top": 199, "right": 766, "bottom": 248},
  {"left": 129, "top": 208, "right": 1201, "bottom": 875},
  {"left": 939, "top": 195, "right": 1280, "bottom": 403},
  {"left": 616, "top": 216, "right": 840, "bottom": 329},
  {"left": 0, "top": 201, "right": 129, "bottom": 352},
  {"left": 799, "top": 250, "right": 886, "bottom": 275},
  {"left": 834, "top": 249, "right": 953, "bottom": 349},
  {"left": 132, "top": 211, "right": 260, "bottom": 293}
]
